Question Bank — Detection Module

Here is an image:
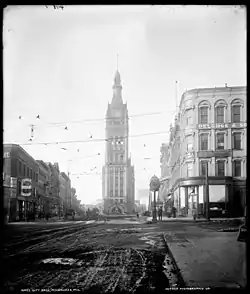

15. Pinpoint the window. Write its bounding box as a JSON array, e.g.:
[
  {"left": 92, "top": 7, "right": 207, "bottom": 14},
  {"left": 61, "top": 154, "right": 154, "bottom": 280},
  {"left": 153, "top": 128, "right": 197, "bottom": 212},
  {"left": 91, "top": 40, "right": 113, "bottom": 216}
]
[
  {"left": 186, "top": 135, "right": 193, "bottom": 152},
  {"left": 30, "top": 169, "right": 32, "bottom": 179},
  {"left": 200, "top": 133, "right": 209, "bottom": 150},
  {"left": 216, "top": 106, "right": 225, "bottom": 123},
  {"left": 232, "top": 105, "right": 241, "bottom": 123},
  {"left": 216, "top": 133, "right": 225, "bottom": 150},
  {"left": 19, "top": 161, "right": 22, "bottom": 174},
  {"left": 110, "top": 190, "right": 113, "bottom": 197},
  {"left": 187, "top": 116, "right": 192, "bottom": 125},
  {"left": 23, "top": 164, "right": 26, "bottom": 176},
  {"left": 233, "top": 133, "right": 241, "bottom": 150},
  {"left": 187, "top": 162, "right": 193, "bottom": 177},
  {"left": 233, "top": 160, "right": 241, "bottom": 177},
  {"left": 27, "top": 167, "right": 29, "bottom": 177},
  {"left": 216, "top": 160, "right": 225, "bottom": 176},
  {"left": 36, "top": 173, "right": 38, "bottom": 183},
  {"left": 200, "top": 161, "right": 208, "bottom": 176},
  {"left": 187, "top": 143, "right": 193, "bottom": 152},
  {"left": 120, "top": 199, "right": 123, "bottom": 204},
  {"left": 199, "top": 107, "right": 208, "bottom": 124}
]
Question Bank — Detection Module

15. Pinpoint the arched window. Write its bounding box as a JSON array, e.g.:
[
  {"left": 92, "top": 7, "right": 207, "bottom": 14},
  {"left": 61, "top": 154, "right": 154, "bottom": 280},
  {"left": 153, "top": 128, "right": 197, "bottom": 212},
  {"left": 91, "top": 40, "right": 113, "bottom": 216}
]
[
  {"left": 215, "top": 100, "right": 227, "bottom": 123},
  {"left": 231, "top": 99, "right": 244, "bottom": 123},
  {"left": 198, "top": 101, "right": 210, "bottom": 124}
]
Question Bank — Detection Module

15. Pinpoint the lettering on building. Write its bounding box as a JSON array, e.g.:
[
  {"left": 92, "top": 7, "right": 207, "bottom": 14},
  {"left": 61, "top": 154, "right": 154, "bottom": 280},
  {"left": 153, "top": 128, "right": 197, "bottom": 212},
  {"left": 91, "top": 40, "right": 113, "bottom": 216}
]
[{"left": 198, "top": 122, "right": 247, "bottom": 130}]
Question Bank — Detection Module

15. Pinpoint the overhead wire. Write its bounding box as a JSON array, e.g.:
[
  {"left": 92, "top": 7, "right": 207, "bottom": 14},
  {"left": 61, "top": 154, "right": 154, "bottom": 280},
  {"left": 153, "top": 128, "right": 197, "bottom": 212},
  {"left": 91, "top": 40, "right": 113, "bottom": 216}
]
[
  {"left": 10, "top": 110, "right": 176, "bottom": 129},
  {"left": 17, "top": 130, "right": 171, "bottom": 146}
]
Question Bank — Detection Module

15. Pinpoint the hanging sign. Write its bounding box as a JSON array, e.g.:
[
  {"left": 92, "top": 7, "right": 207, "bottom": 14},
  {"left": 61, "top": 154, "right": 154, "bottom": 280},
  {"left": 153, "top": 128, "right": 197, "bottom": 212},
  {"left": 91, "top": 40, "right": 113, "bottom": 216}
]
[{"left": 21, "top": 178, "right": 32, "bottom": 197}]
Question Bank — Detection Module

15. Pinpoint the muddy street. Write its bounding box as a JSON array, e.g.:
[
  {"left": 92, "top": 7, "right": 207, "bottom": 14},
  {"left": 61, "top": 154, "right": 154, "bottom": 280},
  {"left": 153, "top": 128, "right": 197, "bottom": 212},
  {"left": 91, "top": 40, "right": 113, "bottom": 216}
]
[{"left": 3, "top": 221, "right": 183, "bottom": 293}]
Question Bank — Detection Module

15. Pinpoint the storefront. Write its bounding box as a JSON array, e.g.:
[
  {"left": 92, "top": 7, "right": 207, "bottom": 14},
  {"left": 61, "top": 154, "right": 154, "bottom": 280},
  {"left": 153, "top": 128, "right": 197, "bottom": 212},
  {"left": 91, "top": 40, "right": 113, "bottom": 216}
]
[{"left": 170, "top": 176, "right": 246, "bottom": 218}]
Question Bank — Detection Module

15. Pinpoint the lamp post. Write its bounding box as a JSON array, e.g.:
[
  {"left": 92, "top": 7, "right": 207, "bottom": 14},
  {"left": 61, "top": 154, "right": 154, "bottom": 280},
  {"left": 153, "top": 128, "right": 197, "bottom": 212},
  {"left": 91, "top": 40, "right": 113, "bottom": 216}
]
[{"left": 150, "top": 175, "right": 160, "bottom": 223}]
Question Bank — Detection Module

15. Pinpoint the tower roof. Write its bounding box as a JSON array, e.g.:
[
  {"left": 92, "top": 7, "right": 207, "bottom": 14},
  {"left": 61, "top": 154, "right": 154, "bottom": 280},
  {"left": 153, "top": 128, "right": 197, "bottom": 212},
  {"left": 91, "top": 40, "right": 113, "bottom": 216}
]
[
  {"left": 111, "top": 70, "right": 123, "bottom": 108},
  {"left": 114, "top": 70, "right": 121, "bottom": 86}
]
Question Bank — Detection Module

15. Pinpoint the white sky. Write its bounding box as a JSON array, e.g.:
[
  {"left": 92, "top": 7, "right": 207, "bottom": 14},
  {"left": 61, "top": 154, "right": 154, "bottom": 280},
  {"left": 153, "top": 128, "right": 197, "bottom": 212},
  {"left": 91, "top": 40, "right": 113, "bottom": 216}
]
[{"left": 3, "top": 5, "right": 246, "bottom": 204}]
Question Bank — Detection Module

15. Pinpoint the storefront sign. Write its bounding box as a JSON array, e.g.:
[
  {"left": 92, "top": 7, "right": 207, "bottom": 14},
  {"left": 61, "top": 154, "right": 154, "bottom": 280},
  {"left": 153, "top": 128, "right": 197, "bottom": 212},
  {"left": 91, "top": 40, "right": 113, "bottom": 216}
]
[
  {"left": 21, "top": 178, "right": 32, "bottom": 197},
  {"left": 198, "top": 122, "right": 247, "bottom": 129}
]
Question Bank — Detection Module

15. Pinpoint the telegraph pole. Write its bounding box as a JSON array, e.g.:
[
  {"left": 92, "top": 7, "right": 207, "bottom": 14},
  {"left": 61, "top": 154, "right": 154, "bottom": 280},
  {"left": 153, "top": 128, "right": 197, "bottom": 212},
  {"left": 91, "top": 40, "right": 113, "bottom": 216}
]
[{"left": 205, "top": 163, "right": 210, "bottom": 220}]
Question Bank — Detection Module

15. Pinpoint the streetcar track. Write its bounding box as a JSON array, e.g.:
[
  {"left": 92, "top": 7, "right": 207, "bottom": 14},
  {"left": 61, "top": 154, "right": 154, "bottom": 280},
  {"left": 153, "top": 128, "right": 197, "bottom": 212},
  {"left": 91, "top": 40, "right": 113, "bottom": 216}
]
[{"left": 3, "top": 224, "right": 180, "bottom": 292}]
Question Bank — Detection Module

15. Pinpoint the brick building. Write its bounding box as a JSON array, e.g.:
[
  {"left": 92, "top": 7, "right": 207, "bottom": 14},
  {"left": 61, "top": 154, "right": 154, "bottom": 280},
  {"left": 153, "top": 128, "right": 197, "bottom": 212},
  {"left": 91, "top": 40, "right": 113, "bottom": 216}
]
[
  {"left": 46, "top": 162, "right": 61, "bottom": 217},
  {"left": 36, "top": 160, "right": 50, "bottom": 216},
  {"left": 161, "top": 85, "right": 247, "bottom": 218},
  {"left": 3, "top": 144, "right": 39, "bottom": 221}
]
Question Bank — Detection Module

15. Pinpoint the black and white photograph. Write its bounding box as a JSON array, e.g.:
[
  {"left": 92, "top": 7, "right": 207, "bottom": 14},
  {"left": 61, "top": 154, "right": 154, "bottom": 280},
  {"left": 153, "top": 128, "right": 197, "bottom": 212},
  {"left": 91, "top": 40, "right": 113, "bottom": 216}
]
[{"left": 3, "top": 5, "right": 247, "bottom": 292}]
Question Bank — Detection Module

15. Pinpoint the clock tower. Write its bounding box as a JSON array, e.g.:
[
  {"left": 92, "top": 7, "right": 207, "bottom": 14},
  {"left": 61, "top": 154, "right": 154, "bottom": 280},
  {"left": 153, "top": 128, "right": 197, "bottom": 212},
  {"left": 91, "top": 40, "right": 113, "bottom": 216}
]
[{"left": 102, "top": 70, "right": 135, "bottom": 214}]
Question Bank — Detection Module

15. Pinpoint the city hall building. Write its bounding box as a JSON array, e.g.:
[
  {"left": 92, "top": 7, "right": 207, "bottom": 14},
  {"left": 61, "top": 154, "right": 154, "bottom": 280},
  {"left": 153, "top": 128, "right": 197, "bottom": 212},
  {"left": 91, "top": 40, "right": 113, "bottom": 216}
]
[
  {"left": 102, "top": 70, "right": 135, "bottom": 214},
  {"left": 160, "top": 85, "right": 246, "bottom": 218}
]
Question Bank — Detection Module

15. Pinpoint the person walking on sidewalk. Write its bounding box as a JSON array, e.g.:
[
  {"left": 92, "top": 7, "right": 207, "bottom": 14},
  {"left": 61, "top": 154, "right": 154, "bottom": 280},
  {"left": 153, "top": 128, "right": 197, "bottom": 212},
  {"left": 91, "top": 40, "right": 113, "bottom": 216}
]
[
  {"left": 158, "top": 207, "right": 163, "bottom": 221},
  {"left": 172, "top": 206, "right": 177, "bottom": 218}
]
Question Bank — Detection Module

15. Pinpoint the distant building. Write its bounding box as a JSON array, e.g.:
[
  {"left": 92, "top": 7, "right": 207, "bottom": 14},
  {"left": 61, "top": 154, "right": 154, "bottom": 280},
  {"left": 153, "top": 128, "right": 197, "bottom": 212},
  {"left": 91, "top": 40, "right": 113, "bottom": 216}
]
[
  {"left": 163, "top": 85, "right": 246, "bottom": 218},
  {"left": 137, "top": 189, "right": 150, "bottom": 205},
  {"left": 36, "top": 160, "right": 50, "bottom": 216},
  {"left": 46, "top": 162, "right": 61, "bottom": 217},
  {"left": 59, "top": 172, "right": 71, "bottom": 213},
  {"left": 102, "top": 70, "right": 135, "bottom": 214}
]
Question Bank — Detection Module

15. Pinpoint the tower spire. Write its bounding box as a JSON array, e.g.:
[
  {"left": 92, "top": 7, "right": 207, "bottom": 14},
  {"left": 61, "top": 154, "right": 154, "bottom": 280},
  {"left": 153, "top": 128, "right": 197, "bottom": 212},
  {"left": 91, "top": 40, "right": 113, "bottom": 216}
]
[{"left": 117, "top": 53, "right": 119, "bottom": 71}]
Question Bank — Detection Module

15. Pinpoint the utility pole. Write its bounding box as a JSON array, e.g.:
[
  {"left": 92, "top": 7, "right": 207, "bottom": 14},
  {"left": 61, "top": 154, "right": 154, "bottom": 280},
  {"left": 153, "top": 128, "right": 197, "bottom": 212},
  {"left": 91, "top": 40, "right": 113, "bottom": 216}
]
[
  {"left": 153, "top": 190, "right": 157, "bottom": 222},
  {"left": 205, "top": 162, "right": 210, "bottom": 220}
]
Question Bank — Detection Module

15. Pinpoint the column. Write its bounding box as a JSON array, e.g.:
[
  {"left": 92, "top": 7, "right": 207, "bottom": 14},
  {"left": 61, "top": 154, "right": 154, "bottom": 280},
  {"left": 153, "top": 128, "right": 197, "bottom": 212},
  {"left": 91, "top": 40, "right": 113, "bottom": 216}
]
[
  {"left": 185, "top": 186, "right": 188, "bottom": 215},
  {"left": 197, "top": 185, "right": 199, "bottom": 215},
  {"left": 228, "top": 129, "right": 232, "bottom": 150},
  {"left": 118, "top": 168, "right": 120, "bottom": 197},
  {"left": 210, "top": 158, "right": 215, "bottom": 176},
  {"left": 211, "top": 129, "right": 215, "bottom": 151},
  {"left": 24, "top": 200, "right": 27, "bottom": 221},
  {"left": 113, "top": 167, "right": 115, "bottom": 198}
]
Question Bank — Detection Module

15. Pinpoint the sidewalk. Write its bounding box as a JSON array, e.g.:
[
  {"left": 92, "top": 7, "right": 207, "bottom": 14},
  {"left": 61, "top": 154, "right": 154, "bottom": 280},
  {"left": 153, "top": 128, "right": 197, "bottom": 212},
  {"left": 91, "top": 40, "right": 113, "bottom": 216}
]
[
  {"left": 163, "top": 230, "right": 246, "bottom": 288},
  {"left": 146, "top": 216, "right": 243, "bottom": 223}
]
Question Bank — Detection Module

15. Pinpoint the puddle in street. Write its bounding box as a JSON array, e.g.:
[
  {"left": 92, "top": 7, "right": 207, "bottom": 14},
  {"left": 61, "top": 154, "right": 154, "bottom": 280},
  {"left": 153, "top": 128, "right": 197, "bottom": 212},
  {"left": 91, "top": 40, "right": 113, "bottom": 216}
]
[
  {"left": 162, "top": 254, "right": 179, "bottom": 287},
  {"left": 40, "top": 257, "right": 79, "bottom": 265},
  {"left": 139, "top": 234, "right": 158, "bottom": 246}
]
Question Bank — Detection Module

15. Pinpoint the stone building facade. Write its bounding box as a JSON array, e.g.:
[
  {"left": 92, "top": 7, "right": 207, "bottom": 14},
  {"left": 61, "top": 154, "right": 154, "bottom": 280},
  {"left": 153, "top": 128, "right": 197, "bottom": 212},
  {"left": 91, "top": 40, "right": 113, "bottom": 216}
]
[
  {"left": 102, "top": 70, "right": 135, "bottom": 214},
  {"left": 162, "top": 85, "right": 246, "bottom": 217}
]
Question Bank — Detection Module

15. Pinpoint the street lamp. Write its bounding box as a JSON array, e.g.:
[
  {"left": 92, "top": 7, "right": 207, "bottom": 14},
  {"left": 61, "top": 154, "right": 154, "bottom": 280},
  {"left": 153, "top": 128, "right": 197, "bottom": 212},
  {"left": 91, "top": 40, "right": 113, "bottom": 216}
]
[{"left": 150, "top": 175, "right": 160, "bottom": 223}]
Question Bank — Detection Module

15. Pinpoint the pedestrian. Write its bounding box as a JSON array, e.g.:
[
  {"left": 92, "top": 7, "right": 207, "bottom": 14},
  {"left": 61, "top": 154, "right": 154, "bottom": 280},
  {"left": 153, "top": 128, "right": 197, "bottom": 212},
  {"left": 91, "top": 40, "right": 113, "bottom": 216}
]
[
  {"left": 137, "top": 213, "right": 139, "bottom": 219},
  {"left": 192, "top": 206, "right": 197, "bottom": 221},
  {"left": 172, "top": 206, "right": 176, "bottom": 218}
]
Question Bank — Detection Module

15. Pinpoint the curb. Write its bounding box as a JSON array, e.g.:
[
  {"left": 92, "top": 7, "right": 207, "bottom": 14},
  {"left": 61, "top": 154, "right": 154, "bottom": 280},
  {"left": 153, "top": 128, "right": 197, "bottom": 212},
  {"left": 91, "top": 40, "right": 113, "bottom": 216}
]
[{"left": 162, "top": 233, "right": 186, "bottom": 288}]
